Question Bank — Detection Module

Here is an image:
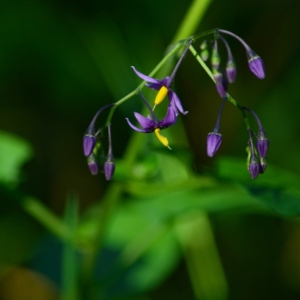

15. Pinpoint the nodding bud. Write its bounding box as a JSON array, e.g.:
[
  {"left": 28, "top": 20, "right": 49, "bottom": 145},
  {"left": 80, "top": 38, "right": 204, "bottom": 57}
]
[
  {"left": 104, "top": 153, "right": 115, "bottom": 181},
  {"left": 83, "top": 128, "right": 96, "bottom": 157},
  {"left": 213, "top": 71, "right": 228, "bottom": 98},
  {"left": 211, "top": 41, "right": 221, "bottom": 70},
  {"left": 247, "top": 49, "right": 265, "bottom": 79},
  {"left": 87, "top": 154, "right": 99, "bottom": 175},
  {"left": 226, "top": 59, "right": 236, "bottom": 83},
  {"left": 256, "top": 130, "right": 269, "bottom": 158},
  {"left": 259, "top": 157, "right": 267, "bottom": 174},
  {"left": 207, "top": 132, "right": 222, "bottom": 157},
  {"left": 248, "top": 153, "right": 260, "bottom": 179}
]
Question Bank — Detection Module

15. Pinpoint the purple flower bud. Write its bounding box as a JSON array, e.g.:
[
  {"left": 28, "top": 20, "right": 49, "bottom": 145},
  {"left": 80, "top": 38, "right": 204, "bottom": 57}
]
[
  {"left": 256, "top": 129, "right": 269, "bottom": 158},
  {"left": 259, "top": 157, "right": 267, "bottom": 174},
  {"left": 213, "top": 72, "right": 227, "bottom": 98},
  {"left": 207, "top": 132, "right": 222, "bottom": 157},
  {"left": 248, "top": 154, "right": 260, "bottom": 179},
  {"left": 226, "top": 60, "right": 236, "bottom": 83},
  {"left": 104, "top": 161, "right": 115, "bottom": 181},
  {"left": 83, "top": 134, "right": 96, "bottom": 157},
  {"left": 87, "top": 154, "right": 99, "bottom": 175},
  {"left": 247, "top": 50, "right": 265, "bottom": 79}
]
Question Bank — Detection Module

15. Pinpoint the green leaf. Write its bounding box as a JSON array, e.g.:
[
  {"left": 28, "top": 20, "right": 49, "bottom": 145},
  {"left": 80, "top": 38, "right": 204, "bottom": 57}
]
[
  {"left": 216, "top": 156, "right": 300, "bottom": 216},
  {"left": 0, "top": 131, "right": 33, "bottom": 184}
]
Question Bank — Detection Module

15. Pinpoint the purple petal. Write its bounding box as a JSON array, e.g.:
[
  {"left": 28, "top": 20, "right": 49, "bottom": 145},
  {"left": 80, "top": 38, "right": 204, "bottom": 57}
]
[
  {"left": 169, "top": 90, "right": 188, "bottom": 115},
  {"left": 159, "top": 106, "right": 177, "bottom": 128},
  {"left": 147, "top": 82, "right": 163, "bottom": 90},
  {"left": 161, "top": 77, "right": 170, "bottom": 87},
  {"left": 134, "top": 112, "right": 156, "bottom": 131},
  {"left": 131, "top": 66, "right": 159, "bottom": 84},
  {"left": 125, "top": 118, "right": 147, "bottom": 133}
]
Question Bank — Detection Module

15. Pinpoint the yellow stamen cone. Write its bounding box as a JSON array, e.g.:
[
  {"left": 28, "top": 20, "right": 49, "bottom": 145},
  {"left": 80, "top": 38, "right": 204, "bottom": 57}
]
[
  {"left": 154, "top": 128, "right": 171, "bottom": 150},
  {"left": 154, "top": 86, "right": 168, "bottom": 106}
]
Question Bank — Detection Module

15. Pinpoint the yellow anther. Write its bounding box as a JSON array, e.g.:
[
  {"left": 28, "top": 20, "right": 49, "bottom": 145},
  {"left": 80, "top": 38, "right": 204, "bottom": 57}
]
[
  {"left": 154, "top": 128, "right": 171, "bottom": 150},
  {"left": 154, "top": 86, "right": 168, "bottom": 106}
]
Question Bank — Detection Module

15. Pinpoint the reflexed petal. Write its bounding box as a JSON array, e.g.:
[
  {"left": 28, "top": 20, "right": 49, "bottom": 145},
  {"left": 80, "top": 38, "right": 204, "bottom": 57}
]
[
  {"left": 169, "top": 90, "right": 188, "bottom": 115},
  {"left": 125, "top": 118, "right": 147, "bottom": 133},
  {"left": 131, "top": 66, "right": 159, "bottom": 84},
  {"left": 159, "top": 106, "right": 177, "bottom": 128},
  {"left": 134, "top": 112, "right": 156, "bottom": 131}
]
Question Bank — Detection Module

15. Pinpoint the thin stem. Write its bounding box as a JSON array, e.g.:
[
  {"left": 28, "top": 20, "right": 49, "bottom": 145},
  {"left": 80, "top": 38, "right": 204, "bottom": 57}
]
[
  {"left": 218, "top": 29, "right": 251, "bottom": 51},
  {"left": 243, "top": 107, "right": 264, "bottom": 131},
  {"left": 219, "top": 35, "right": 234, "bottom": 62},
  {"left": 214, "top": 97, "right": 227, "bottom": 131},
  {"left": 138, "top": 91, "right": 159, "bottom": 123},
  {"left": 168, "top": 39, "right": 193, "bottom": 86}
]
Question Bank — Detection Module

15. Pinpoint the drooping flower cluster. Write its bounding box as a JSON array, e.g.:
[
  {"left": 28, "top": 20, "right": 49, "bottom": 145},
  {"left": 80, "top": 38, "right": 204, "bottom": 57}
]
[
  {"left": 83, "top": 29, "right": 268, "bottom": 181},
  {"left": 83, "top": 104, "right": 115, "bottom": 180}
]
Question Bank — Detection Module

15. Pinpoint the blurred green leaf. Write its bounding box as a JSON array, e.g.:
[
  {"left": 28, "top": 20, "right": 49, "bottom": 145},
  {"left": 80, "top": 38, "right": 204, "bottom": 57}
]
[
  {"left": 217, "top": 156, "right": 300, "bottom": 216},
  {"left": 0, "top": 131, "right": 33, "bottom": 184}
]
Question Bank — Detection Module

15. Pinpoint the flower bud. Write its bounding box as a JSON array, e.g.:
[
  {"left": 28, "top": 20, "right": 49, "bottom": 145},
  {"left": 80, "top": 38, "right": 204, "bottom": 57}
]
[
  {"left": 87, "top": 154, "right": 99, "bottom": 175},
  {"left": 83, "top": 132, "right": 96, "bottom": 157},
  {"left": 207, "top": 132, "right": 222, "bottom": 157},
  {"left": 248, "top": 153, "right": 260, "bottom": 179},
  {"left": 256, "top": 129, "right": 269, "bottom": 158},
  {"left": 247, "top": 50, "right": 265, "bottom": 79},
  {"left": 259, "top": 157, "right": 267, "bottom": 174},
  {"left": 213, "top": 72, "right": 227, "bottom": 98},
  {"left": 226, "top": 60, "right": 236, "bottom": 83},
  {"left": 104, "top": 153, "right": 115, "bottom": 181}
]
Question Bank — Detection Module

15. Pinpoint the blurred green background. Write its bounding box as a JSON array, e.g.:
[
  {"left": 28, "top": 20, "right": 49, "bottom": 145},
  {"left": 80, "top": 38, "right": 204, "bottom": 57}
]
[{"left": 1, "top": 0, "right": 300, "bottom": 299}]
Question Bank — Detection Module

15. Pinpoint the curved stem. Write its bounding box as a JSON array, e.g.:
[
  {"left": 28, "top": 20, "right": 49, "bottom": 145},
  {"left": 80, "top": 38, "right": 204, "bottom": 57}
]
[{"left": 218, "top": 29, "right": 251, "bottom": 51}]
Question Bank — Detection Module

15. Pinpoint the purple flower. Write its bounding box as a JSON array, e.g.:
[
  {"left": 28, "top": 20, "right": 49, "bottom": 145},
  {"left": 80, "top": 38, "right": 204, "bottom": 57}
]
[
  {"left": 248, "top": 153, "right": 260, "bottom": 179},
  {"left": 131, "top": 67, "right": 188, "bottom": 116},
  {"left": 207, "top": 132, "right": 222, "bottom": 157},
  {"left": 126, "top": 93, "right": 177, "bottom": 149}
]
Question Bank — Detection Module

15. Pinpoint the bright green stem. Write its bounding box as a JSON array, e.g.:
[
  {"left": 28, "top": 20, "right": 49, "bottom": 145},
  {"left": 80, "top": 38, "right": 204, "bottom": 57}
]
[
  {"left": 189, "top": 44, "right": 251, "bottom": 130},
  {"left": 171, "top": 0, "right": 214, "bottom": 44}
]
